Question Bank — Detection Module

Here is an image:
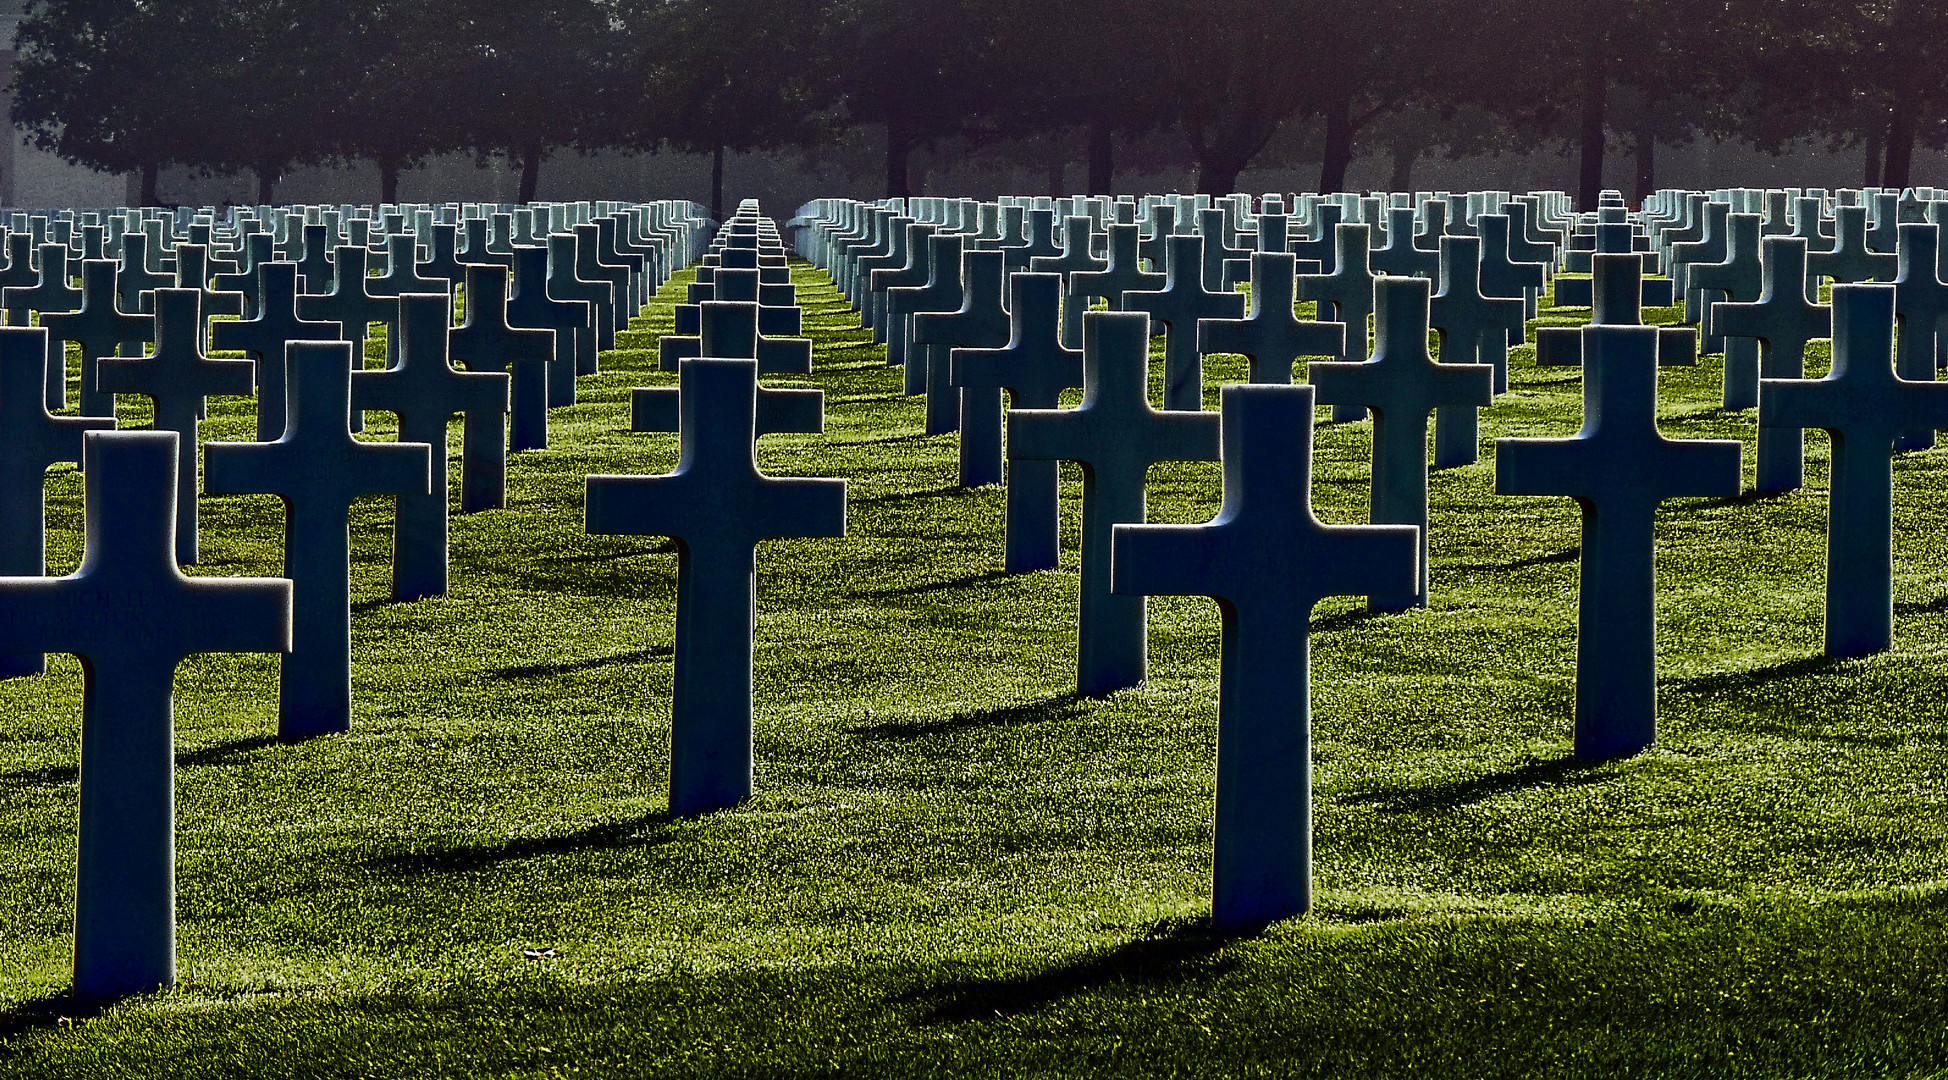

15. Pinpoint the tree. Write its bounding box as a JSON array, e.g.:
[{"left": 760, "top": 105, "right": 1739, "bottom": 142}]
[
  {"left": 632, "top": 0, "right": 833, "bottom": 217},
  {"left": 327, "top": 1, "right": 469, "bottom": 204},
  {"left": 10, "top": 0, "right": 201, "bottom": 204},
  {"left": 444, "top": 0, "right": 614, "bottom": 205},
  {"left": 1728, "top": 0, "right": 1948, "bottom": 191},
  {"left": 816, "top": 0, "right": 1015, "bottom": 199},
  {"left": 195, "top": 0, "right": 342, "bottom": 204},
  {"left": 1477, "top": 0, "right": 1727, "bottom": 210}
]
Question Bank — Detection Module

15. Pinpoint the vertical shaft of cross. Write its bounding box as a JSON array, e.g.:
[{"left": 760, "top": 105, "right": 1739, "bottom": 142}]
[
  {"left": 1827, "top": 422, "right": 1893, "bottom": 658},
  {"left": 1574, "top": 504, "right": 1658, "bottom": 759},
  {"left": 1212, "top": 601, "right": 1312, "bottom": 927},
  {"left": 73, "top": 655, "right": 180, "bottom": 1001},
  {"left": 670, "top": 540, "right": 758, "bottom": 813}
]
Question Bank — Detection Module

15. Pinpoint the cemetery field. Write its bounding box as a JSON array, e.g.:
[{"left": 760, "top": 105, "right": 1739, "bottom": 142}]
[{"left": 8, "top": 261, "right": 1948, "bottom": 1078}]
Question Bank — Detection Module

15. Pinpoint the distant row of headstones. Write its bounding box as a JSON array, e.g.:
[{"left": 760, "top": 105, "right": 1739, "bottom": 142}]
[
  {"left": 0, "top": 197, "right": 714, "bottom": 1000},
  {"left": 788, "top": 184, "right": 1948, "bottom": 927},
  {"left": 9, "top": 184, "right": 1948, "bottom": 1000}
]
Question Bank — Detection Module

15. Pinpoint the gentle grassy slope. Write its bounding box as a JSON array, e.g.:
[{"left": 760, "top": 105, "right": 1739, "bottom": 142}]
[{"left": 3, "top": 258, "right": 1948, "bottom": 1077}]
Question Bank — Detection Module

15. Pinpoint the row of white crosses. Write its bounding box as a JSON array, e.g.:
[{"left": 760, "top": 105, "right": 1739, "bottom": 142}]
[
  {"left": 0, "top": 199, "right": 707, "bottom": 430},
  {"left": 794, "top": 192, "right": 1948, "bottom": 929},
  {"left": 0, "top": 199, "right": 695, "bottom": 999},
  {"left": 8, "top": 186, "right": 1944, "bottom": 995},
  {"left": 593, "top": 202, "right": 845, "bottom": 816}
]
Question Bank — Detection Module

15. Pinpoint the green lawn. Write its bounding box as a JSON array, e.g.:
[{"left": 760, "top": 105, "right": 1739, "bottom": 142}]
[{"left": 4, "top": 256, "right": 1948, "bottom": 1077}]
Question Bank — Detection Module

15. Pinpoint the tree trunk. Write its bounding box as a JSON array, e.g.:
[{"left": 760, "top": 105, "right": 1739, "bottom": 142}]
[
  {"left": 1577, "top": 30, "right": 1610, "bottom": 211},
  {"left": 1196, "top": 156, "right": 1242, "bottom": 196},
  {"left": 1087, "top": 120, "right": 1115, "bottom": 195},
  {"left": 1864, "top": 124, "right": 1885, "bottom": 188},
  {"left": 257, "top": 166, "right": 278, "bottom": 206},
  {"left": 1632, "top": 128, "right": 1655, "bottom": 207},
  {"left": 379, "top": 154, "right": 401, "bottom": 205},
  {"left": 885, "top": 119, "right": 913, "bottom": 201},
  {"left": 1047, "top": 161, "right": 1065, "bottom": 197},
  {"left": 140, "top": 162, "right": 159, "bottom": 206},
  {"left": 1317, "top": 97, "right": 1356, "bottom": 194},
  {"left": 519, "top": 140, "right": 543, "bottom": 204},
  {"left": 1883, "top": 96, "right": 1918, "bottom": 191},
  {"left": 711, "top": 143, "right": 725, "bottom": 220},
  {"left": 1389, "top": 141, "right": 1418, "bottom": 193}
]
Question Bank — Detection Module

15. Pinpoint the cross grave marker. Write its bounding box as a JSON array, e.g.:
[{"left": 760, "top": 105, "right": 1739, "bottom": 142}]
[
  {"left": 97, "top": 289, "right": 255, "bottom": 564},
  {"left": 204, "top": 342, "right": 433, "bottom": 739},
  {"left": 1112, "top": 382, "right": 1418, "bottom": 929},
  {"left": 585, "top": 358, "right": 846, "bottom": 816},
  {"left": 0, "top": 430, "right": 289, "bottom": 1001},
  {"left": 352, "top": 293, "right": 510, "bottom": 599},
  {"left": 1496, "top": 324, "right": 1742, "bottom": 760}
]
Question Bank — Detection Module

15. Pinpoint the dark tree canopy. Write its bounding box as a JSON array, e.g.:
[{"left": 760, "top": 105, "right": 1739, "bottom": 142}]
[{"left": 10, "top": 0, "right": 1948, "bottom": 208}]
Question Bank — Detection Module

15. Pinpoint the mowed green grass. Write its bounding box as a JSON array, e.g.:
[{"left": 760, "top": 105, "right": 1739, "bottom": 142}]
[{"left": 3, "top": 253, "right": 1948, "bottom": 1078}]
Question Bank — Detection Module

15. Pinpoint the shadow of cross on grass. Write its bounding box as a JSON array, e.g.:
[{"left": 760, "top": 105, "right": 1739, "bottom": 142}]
[
  {"left": 0, "top": 734, "right": 282, "bottom": 793},
  {"left": 362, "top": 810, "right": 683, "bottom": 876},
  {"left": 910, "top": 917, "right": 1234, "bottom": 1024},
  {"left": 849, "top": 693, "right": 1090, "bottom": 741},
  {"left": 491, "top": 646, "right": 673, "bottom": 680},
  {"left": 1342, "top": 755, "right": 1621, "bottom": 814}
]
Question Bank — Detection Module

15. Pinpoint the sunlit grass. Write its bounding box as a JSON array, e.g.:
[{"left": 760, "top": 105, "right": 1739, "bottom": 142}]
[{"left": 2, "top": 253, "right": 1946, "bottom": 1078}]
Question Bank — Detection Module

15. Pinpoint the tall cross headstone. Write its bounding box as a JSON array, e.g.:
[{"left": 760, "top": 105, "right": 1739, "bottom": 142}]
[
  {"left": 0, "top": 328, "right": 115, "bottom": 677},
  {"left": 1761, "top": 284, "right": 1948, "bottom": 658},
  {"left": 1198, "top": 252, "right": 1343, "bottom": 384},
  {"left": 449, "top": 264, "right": 553, "bottom": 464},
  {"left": 1009, "top": 312, "right": 1219, "bottom": 695},
  {"left": 585, "top": 358, "right": 846, "bottom": 816},
  {"left": 548, "top": 232, "right": 615, "bottom": 364},
  {"left": 96, "top": 289, "right": 255, "bottom": 564},
  {"left": 1710, "top": 237, "right": 1830, "bottom": 492},
  {"left": 210, "top": 262, "right": 341, "bottom": 442},
  {"left": 352, "top": 293, "right": 510, "bottom": 599},
  {"left": 3, "top": 243, "right": 83, "bottom": 408},
  {"left": 1495, "top": 325, "right": 1742, "bottom": 760},
  {"left": 506, "top": 245, "right": 591, "bottom": 410},
  {"left": 1428, "top": 236, "right": 1523, "bottom": 466},
  {"left": 204, "top": 342, "right": 432, "bottom": 739},
  {"left": 913, "top": 250, "right": 1011, "bottom": 484},
  {"left": 951, "top": 273, "right": 1085, "bottom": 572},
  {"left": 1297, "top": 224, "right": 1380, "bottom": 421},
  {"left": 1124, "top": 235, "right": 1245, "bottom": 410},
  {"left": 1689, "top": 213, "right": 1765, "bottom": 410},
  {"left": 39, "top": 259, "right": 154, "bottom": 419},
  {"left": 632, "top": 302, "right": 824, "bottom": 438},
  {"left": 1891, "top": 224, "right": 1948, "bottom": 452},
  {"left": 1070, "top": 223, "right": 1163, "bottom": 315},
  {"left": 1312, "top": 276, "right": 1494, "bottom": 610},
  {"left": 886, "top": 233, "right": 965, "bottom": 397},
  {"left": 1112, "top": 382, "right": 1418, "bottom": 929},
  {"left": 0, "top": 430, "right": 289, "bottom": 1001}
]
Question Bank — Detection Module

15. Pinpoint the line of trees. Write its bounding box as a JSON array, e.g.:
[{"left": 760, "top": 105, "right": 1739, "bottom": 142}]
[{"left": 9, "top": 0, "right": 1948, "bottom": 211}]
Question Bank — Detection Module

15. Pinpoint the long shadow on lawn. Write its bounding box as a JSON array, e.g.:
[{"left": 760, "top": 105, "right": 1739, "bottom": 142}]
[
  {"left": 491, "top": 647, "right": 673, "bottom": 680},
  {"left": 1445, "top": 546, "right": 1580, "bottom": 574},
  {"left": 177, "top": 735, "right": 281, "bottom": 768},
  {"left": 362, "top": 810, "right": 683, "bottom": 875},
  {"left": 910, "top": 917, "right": 1232, "bottom": 1024},
  {"left": 1665, "top": 654, "right": 1843, "bottom": 696},
  {"left": 858, "top": 569, "right": 1012, "bottom": 599},
  {"left": 824, "top": 432, "right": 936, "bottom": 448},
  {"left": 1342, "top": 755, "right": 1614, "bottom": 813},
  {"left": 0, "top": 736, "right": 282, "bottom": 791},
  {"left": 855, "top": 485, "right": 985, "bottom": 505},
  {"left": 0, "top": 990, "right": 112, "bottom": 1040},
  {"left": 1895, "top": 594, "right": 1948, "bottom": 616},
  {"left": 851, "top": 693, "right": 1089, "bottom": 741}
]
